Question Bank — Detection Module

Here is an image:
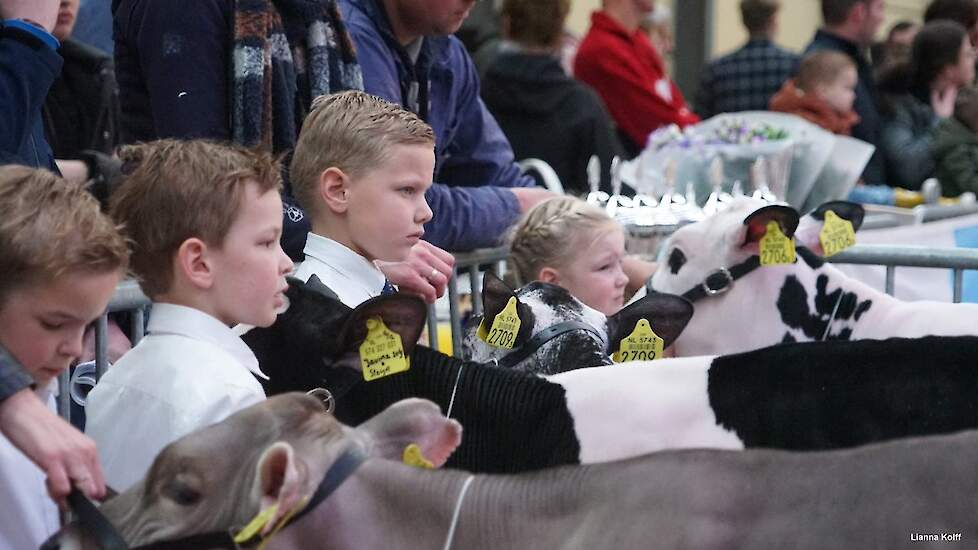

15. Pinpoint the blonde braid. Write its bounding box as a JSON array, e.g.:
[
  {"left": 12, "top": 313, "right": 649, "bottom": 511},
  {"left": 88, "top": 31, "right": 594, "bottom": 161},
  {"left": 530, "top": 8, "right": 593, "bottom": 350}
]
[{"left": 507, "top": 196, "right": 617, "bottom": 286}]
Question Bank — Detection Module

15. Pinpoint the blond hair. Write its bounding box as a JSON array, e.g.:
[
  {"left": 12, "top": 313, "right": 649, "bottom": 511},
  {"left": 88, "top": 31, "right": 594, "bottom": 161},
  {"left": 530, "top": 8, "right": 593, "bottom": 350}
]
[
  {"left": 110, "top": 139, "right": 282, "bottom": 297},
  {"left": 0, "top": 166, "right": 128, "bottom": 303},
  {"left": 290, "top": 91, "right": 435, "bottom": 216},
  {"left": 507, "top": 196, "right": 620, "bottom": 286},
  {"left": 796, "top": 50, "right": 856, "bottom": 93}
]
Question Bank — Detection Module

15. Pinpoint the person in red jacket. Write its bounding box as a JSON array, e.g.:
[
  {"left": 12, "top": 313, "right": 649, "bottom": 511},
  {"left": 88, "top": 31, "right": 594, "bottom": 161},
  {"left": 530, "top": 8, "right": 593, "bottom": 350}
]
[{"left": 574, "top": 0, "right": 699, "bottom": 156}]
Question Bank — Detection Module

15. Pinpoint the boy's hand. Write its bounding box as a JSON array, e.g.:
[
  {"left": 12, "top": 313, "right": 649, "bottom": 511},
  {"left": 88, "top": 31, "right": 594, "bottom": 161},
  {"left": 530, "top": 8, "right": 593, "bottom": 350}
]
[
  {"left": 377, "top": 241, "right": 455, "bottom": 304},
  {"left": 931, "top": 86, "right": 957, "bottom": 119},
  {"left": 623, "top": 256, "right": 657, "bottom": 297},
  {"left": 0, "top": 389, "right": 107, "bottom": 504},
  {"left": 0, "top": 0, "right": 60, "bottom": 31},
  {"left": 510, "top": 187, "right": 556, "bottom": 213}
]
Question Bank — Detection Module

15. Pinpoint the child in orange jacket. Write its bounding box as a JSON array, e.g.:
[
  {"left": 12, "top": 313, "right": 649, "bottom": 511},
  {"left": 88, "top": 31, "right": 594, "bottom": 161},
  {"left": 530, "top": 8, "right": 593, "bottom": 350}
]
[{"left": 770, "top": 50, "right": 860, "bottom": 135}]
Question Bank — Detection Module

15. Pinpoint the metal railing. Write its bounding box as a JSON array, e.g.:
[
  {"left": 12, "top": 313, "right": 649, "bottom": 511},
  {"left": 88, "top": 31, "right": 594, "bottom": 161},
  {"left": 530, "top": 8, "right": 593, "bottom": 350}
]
[{"left": 827, "top": 244, "right": 978, "bottom": 303}]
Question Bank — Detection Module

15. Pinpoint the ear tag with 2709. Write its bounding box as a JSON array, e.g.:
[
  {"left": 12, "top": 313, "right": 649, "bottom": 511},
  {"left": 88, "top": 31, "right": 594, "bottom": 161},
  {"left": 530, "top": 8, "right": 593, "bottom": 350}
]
[
  {"left": 613, "top": 318, "right": 664, "bottom": 362},
  {"left": 819, "top": 210, "right": 856, "bottom": 257},
  {"left": 359, "top": 317, "right": 410, "bottom": 382},
  {"left": 759, "top": 220, "right": 796, "bottom": 266},
  {"left": 478, "top": 296, "right": 522, "bottom": 349}
]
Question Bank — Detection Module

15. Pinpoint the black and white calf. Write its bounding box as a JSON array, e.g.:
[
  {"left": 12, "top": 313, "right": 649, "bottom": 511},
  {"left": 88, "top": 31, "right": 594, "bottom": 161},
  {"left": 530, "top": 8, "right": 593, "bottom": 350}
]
[
  {"left": 244, "top": 280, "right": 978, "bottom": 473},
  {"left": 461, "top": 272, "right": 694, "bottom": 374},
  {"left": 649, "top": 197, "right": 978, "bottom": 356}
]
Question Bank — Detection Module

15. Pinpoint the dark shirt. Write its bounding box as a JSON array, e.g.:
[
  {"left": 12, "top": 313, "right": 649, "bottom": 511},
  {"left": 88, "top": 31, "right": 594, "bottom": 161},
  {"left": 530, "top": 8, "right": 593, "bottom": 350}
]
[
  {"left": 804, "top": 29, "right": 886, "bottom": 185},
  {"left": 695, "top": 38, "right": 799, "bottom": 119},
  {"left": 481, "top": 49, "right": 622, "bottom": 195},
  {"left": 0, "top": 345, "right": 31, "bottom": 403}
]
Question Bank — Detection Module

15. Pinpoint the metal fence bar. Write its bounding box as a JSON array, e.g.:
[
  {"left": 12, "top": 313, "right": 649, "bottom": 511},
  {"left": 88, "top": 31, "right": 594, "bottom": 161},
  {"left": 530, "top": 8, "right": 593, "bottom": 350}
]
[
  {"left": 447, "top": 273, "right": 462, "bottom": 357},
  {"left": 425, "top": 305, "right": 438, "bottom": 349},
  {"left": 828, "top": 244, "right": 978, "bottom": 303},
  {"left": 94, "top": 315, "right": 109, "bottom": 379}
]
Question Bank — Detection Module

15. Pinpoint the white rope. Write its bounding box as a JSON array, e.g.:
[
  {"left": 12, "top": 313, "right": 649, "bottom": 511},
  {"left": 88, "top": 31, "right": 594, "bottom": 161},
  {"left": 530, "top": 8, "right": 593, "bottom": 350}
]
[
  {"left": 820, "top": 292, "right": 844, "bottom": 341},
  {"left": 441, "top": 475, "right": 475, "bottom": 550},
  {"left": 445, "top": 364, "right": 465, "bottom": 418}
]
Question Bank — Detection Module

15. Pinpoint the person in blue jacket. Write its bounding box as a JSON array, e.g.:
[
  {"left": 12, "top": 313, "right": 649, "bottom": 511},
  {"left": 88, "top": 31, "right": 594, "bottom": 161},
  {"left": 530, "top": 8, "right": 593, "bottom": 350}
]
[
  {"left": 338, "top": 0, "right": 553, "bottom": 251},
  {"left": 0, "top": 0, "right": 63, "bottom": 170}
]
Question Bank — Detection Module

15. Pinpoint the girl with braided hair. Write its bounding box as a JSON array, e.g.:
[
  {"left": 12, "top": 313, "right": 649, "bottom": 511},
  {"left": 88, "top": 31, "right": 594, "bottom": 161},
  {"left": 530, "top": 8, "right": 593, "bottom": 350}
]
[{"left": 507, "top": 196, "right": 629, "bottom": 316}]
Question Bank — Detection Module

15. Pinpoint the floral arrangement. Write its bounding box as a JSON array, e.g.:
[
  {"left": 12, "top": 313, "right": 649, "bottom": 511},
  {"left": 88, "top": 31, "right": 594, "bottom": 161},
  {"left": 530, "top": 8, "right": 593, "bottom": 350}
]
[{"left": 646, "top": 119, "right": 789, "bottom": 152}]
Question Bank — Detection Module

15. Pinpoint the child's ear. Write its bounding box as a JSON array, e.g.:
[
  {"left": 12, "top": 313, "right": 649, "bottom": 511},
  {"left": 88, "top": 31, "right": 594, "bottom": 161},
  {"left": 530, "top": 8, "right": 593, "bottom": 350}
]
[
  {"left": 319, "top": 167, "right": 349, "bottom": 214},
  {"left": 176, "top": 237, "right": 214, "bottom": 289},
  {"left": 537, "top": 267, "right": 560, "bottom": 285}
]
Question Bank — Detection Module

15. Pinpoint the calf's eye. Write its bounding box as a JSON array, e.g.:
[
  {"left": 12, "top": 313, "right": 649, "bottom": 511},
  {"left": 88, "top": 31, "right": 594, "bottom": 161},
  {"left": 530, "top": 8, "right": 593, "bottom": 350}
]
[
  {"left": 163, "top": 482, "right": 202, "bottom": 506},
  {"left": 668, "top": 248, "right": 687, "bottom": 275}
]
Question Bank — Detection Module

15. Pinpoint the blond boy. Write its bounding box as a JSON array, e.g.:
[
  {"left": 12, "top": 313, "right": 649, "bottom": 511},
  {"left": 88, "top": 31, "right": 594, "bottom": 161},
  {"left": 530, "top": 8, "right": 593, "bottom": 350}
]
[
  {"left": 290, "top": 91, "right": 438, "bottom": 307},
  {"left": 0, "top": 165, "right": 128, "bottom": 549},
  {"left": 85, "top": 140, "right": 293, "bottom": 491}
]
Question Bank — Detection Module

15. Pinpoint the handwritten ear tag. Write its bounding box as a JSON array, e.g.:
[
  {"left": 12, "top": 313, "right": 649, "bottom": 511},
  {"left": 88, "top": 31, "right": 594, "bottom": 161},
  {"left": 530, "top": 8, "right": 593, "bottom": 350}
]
[
  {"left": 819, "top": 210, "right": 856, "bottom": 257},
  {"left": 759, "top": 220, "right": 796, "bottom": 266},
  {"left": 402, "top": 443, "right": 435, "bottom": 469},
  {"left": 612, "top": 318, "right": 664, "bottom": 362},
  {"left": 359, "top": 317, "right": 410, "bottom": 382},
  {"left": 478, "top": 296, "right": 522, "bottom": 349}
]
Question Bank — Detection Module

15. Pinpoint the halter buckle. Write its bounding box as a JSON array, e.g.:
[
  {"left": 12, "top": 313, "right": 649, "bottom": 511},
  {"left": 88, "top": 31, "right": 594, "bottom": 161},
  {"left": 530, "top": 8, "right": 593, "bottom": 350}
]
[
  {"left": 702, "top": 267, "right": 734, "bottom": 296},
  {"left": 306, "top": 388, "right": 335, "bottom": 415}
]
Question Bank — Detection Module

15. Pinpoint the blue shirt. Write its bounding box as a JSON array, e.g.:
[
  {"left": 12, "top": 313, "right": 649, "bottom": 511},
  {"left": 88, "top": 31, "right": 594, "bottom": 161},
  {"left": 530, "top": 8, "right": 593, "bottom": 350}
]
[{"left": 339, "top": 0, "right": 536, "bottom": 251}]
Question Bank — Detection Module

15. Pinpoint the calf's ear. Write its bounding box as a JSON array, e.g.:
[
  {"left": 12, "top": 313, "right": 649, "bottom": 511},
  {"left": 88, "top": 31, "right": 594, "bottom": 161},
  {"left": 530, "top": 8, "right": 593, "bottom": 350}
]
[
  {"left": 254, "top": 442, "right": 305, "bottom": 536},
  {"left": 734, "top": 204, "right": 800, "bottom": 254},
  {"left": 337, "top": 294, "right": 428, "bottom": 362},
  {"left": 794, "top": 201, "right": 865, "bottom": 255},
  {"left": 606, "top": 292, "right": 694, "bottom": 351},
  {"left": 357, "top": 398, "right": 462, "bottom": 468},
  {"left": 480, "top": 271, "right": 535, "bottom": 348}
]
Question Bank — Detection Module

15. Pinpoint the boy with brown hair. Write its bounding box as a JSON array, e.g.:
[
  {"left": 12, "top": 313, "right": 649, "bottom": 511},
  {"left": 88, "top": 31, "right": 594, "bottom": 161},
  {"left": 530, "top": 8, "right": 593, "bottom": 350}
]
[
  {"left": 290, "top": 90, "right": 438, "bottom": 307},
  {"left": 0, "top": 165, "right": 128, "bottom": 549},
  {"left": 770, "top": 50, "right": 861, "bottom": 135},
  {"left": 85, "top": 140, "right": 294, "bottom": 491}
]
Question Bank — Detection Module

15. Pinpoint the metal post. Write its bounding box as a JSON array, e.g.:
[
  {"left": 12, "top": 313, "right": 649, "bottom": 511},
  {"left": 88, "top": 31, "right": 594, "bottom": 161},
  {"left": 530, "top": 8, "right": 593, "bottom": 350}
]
[
  {"left": 953, "top": 269, "right": 964, "bottom": 303},
  {"left": 426, "top": 304, "right": 439, "bottom": 349},
  {"left": 94, "top": 313, "right": 109, "bottom": 379},
  {"left": 469, "top": 266, "right": 483, "bottom": 317},
  {"left": 57, "top": 369, "right": 71, "bottom": 423},
  {"left": 448, "top": 273, "right": 462, "bottom": 357},
  {"left": 885, "top": 266, "right": 896, "bottom": 296},
  {"left": 131, "top": 307, "right": 145, "bottom": 344}
]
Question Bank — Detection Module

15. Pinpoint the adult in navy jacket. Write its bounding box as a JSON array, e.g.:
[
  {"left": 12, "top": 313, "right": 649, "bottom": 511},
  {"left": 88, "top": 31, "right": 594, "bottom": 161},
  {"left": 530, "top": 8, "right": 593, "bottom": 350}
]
[
  {"left": 0, "top": 8, "right": 62, "bottom": 170},
  {"left": 338, "top": 0, "right": 553, "bottom": 251}
]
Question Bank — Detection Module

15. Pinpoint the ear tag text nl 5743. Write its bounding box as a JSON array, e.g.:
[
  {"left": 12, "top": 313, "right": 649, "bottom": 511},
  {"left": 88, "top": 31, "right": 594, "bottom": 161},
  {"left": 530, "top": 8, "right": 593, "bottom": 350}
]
[
  {"left": 613, "top": 318, "right": 664, "bottom": 362},
  {"left": 819, "top": 210, "right": 856, "bottom": 257},
  {"left": 360, "top": 317, "right": 410, "bottom": 382},
  {"left": 759, "top": 220, "right": 796, "bottom": 266},
  {"left": 478, "top": 297, "right": 522, "bottom": 349}
]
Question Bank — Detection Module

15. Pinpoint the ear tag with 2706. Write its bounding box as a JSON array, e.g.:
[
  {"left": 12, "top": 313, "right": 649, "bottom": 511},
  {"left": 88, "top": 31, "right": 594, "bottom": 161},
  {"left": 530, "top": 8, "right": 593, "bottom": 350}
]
[
  {"left": 759, "top": 220, "right": 796, "bottom": 266},
  {"left": 819, "top": 210, "right": 856, "bottom": 257},
  {"left": 359, "top": 317, "right": 410, "bottom": 382},
  {"left": 478, "top": 296, "right": 522, "bottom": 349},
  {"left": 613, "top": 318, "right": 664, "bottom": 362}
]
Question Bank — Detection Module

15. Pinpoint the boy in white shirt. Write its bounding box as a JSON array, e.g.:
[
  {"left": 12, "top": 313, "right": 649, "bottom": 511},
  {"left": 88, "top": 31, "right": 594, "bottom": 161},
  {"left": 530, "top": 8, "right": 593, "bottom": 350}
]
[
  {"left": 290, "top": 91, "right": 438, "bottom": 307},
  {"left": 0, "top": 166, "right": 128, "bottom": 550},
  {"left": 85, "top": 140, "right": 294, "bottom": 491}
]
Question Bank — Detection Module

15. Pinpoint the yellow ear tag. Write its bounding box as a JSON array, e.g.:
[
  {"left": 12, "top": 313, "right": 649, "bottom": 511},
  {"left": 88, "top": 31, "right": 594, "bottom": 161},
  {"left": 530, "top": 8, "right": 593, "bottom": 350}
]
[
  {"left": 233, "top": 504, "right": 279, "bottom": 544},
  {"left": 402, "top": 443, "right": 435, "bottom": 469},
  {"left": 359, "top": 317, "right": 410, "bottom": 382},
  {"left": 478, "top": 296, "right": 522, "bottom": 349},
  {"left": 759, "top": 220, "right": 796, "bottom": 266},
  {"left": 818, "top": 210, "right": 856, "bottom": 257},
  {"left": 612, "top": 318, "right": 664, "bottom": 362}
]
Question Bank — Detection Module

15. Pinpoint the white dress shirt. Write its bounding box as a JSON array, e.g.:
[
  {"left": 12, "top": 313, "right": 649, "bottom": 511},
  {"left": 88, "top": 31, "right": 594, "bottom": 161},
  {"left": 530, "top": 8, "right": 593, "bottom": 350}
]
[
  {"left": 0, "top": 381, "right": 60, "bottom": 550},
  {"left": 85, "top": 303, "right": 267, "bottom": 491},
  {"left": 292, "top": 233, "right": 388, "bottom": 308}
]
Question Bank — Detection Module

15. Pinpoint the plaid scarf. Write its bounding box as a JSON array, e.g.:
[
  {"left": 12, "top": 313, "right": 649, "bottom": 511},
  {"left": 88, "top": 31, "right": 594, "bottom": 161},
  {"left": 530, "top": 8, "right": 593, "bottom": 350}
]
[{"left": 231, "top": 0, "right": 363, "bottom": 153}]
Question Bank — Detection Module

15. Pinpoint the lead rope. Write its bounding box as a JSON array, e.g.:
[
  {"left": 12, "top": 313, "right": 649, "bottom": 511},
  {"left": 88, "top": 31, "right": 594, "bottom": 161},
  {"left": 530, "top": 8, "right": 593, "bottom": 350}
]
[
  {"left": 441, "top": 475, "right": 475, "bottom": 550},
  {"left": 820, "top": 293, "right": 844, "bottom": 341},
  {"left": 445, "top": 364, "right": 465, "bottom": 419}
]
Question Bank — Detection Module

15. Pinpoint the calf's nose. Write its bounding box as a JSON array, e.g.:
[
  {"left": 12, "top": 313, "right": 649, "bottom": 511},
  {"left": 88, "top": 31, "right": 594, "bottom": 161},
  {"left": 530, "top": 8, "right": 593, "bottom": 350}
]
[{"left": 39, "top": 537, "right": 60, "bottom": 550}]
